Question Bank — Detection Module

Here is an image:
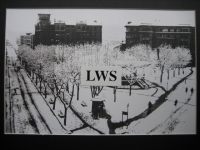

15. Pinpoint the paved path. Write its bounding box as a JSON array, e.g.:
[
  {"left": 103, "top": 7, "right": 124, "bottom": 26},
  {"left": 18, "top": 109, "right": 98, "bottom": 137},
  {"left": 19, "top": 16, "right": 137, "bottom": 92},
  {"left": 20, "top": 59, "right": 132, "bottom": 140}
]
[{"left": 18, "top": 68, "right": 71, "bottom": 134}]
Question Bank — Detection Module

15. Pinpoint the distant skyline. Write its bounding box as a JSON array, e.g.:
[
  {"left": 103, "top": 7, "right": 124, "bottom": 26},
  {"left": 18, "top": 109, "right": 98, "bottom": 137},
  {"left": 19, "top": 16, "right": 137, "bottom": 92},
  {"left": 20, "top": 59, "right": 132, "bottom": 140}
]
[{"left": 6, "top": 9, "right": 195, "bottom": 48}]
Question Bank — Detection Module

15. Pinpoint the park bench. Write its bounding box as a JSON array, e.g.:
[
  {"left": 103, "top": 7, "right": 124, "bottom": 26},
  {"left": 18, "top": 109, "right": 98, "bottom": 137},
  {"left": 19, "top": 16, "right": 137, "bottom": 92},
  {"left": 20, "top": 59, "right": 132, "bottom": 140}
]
[
  {"left": 58, "top": 110, "right": 65, "bottom": 118},
  {"left": 49, "top": 98, "right": 54, "bottom": 104},
  {"left": 81, "top": 101, "right": 87, "bottom": 107}
]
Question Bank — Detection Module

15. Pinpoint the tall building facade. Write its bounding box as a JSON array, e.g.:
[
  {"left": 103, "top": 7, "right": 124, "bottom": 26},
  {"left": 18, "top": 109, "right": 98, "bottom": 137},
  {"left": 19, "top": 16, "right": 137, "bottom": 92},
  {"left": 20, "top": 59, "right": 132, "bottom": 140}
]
[
  {"left": 34, "top": 14, "right": 102, "bottom": 46},
  {"left": 124, "top": 23, "right": 195, "bottom": 66},
  {"left": 125, "top": 23, "right": 195, "bottom": 49},
  {"left": 20, "top": 33, "right": 35, "bottom": 49}
]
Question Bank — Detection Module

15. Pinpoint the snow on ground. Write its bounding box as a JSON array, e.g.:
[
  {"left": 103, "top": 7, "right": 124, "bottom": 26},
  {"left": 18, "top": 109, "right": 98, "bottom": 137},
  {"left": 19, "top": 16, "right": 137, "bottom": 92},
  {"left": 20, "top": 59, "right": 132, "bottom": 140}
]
[
  {"left": 19, "top": 69, "right": 71, "bottom": 134},
  {"left": 11, "top": 48, "right": 196, "bottom": 135},
  {"left": 72, "top": 127, "right": 100, "bottom": 135},
  {"left": 171, "top": 104, "right": 196, "bottom": 134},
  {"left": 114, "top": 68, "right": 196, "bottom": 135},
  {"left": 24, "top": 66, "right": 195, "bottom": 134},
  {"left": 30, "top": 75, "right": 86, "bottom": 131},
  {"left": 68, "top": 67, "right": 195, "bottom": 134},
  {"left": 145, "top": 66, "right": 192, "bottom": 90}
]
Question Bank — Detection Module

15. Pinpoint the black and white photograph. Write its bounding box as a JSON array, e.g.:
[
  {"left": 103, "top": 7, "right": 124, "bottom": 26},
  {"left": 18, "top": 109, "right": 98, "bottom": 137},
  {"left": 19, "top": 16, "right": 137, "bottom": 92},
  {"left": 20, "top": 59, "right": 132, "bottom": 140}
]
[{"left": 5, "top": 9, "right": 196, "bottom": 135}]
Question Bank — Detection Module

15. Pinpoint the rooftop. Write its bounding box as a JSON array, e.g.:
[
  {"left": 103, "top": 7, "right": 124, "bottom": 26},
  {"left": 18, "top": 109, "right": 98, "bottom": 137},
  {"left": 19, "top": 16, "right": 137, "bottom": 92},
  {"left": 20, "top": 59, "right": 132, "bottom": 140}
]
[{"left": 125, "top": 22, "right": 192, "bottom": 27}]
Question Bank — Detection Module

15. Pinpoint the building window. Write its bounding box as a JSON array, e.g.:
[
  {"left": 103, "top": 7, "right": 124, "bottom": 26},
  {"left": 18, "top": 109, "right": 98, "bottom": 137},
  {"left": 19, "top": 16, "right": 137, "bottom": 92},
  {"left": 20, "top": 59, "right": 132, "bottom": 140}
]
[
  {"left": 126, "top": 28, "right": 130, "bottom": 32},
  {"left": 181, "top": 28, "right": 188, "bottom": 32},
  {"left": 142, "top": 27, "right": 150, "bottom": 31},
  {"left": 77, "top": 26, "right": 81, "bottom": 30},
  {"left": 60, "top": 25, "right": 64, "bottom": 30},
  {"left": 162, "top": 28, "right": 168, "bottom": 32},
  {"left": 170, "top": 29, "right": 174, "bottom": 32},
  {"left": 55, "top": 25, "right": 59, "bottom": 30}
]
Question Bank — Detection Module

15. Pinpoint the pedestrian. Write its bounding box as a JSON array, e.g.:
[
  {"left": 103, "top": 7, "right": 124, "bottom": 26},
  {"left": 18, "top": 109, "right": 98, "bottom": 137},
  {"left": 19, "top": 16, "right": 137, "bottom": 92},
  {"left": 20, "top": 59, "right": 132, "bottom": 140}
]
[
  {"left": 174, "top": 99, "right": 178, "bottom": 106},
  {"left": 185, "top": 87, "right": 188, "bottom": 93},
  {"left": 147, "top": 101, "right": 152, "bottom": 115},
  {"left": 191, "top": 87, "right": 194, "bottom": 93},
  {"left": 148, "top": 101, "right": 152, "bottom": 110}
]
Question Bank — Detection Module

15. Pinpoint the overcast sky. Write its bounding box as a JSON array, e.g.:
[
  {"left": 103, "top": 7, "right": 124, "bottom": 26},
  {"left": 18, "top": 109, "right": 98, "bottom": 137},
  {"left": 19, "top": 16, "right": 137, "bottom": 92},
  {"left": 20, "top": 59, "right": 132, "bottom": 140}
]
[{"left": 6, "top": 9, "right": 195, "bottom": 48}]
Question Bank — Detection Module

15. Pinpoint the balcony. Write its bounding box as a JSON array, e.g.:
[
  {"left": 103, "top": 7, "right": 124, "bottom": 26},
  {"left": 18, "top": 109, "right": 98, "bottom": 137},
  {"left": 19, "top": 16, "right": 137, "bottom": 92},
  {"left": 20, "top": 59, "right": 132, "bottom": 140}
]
[
  {"left": 142, "top": 38, "right": 150, "bottom": 40},
  {"left": 126, "top": 36, "right": 132, "bottom": 38},
  {"left": 139, "top": 30, "right": 153, "bottom": 33},
  {"left": 180, "top": 39, "right": 188, "bottom": 41},
  {"left": 156, "top": 37, "right": 175, "bottom": 39}
]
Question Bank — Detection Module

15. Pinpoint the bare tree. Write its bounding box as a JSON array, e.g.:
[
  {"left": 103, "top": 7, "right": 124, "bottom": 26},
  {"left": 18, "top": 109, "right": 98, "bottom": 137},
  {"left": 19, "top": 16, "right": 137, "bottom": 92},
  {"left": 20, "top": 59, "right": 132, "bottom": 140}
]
[{"left": 156, "top": 44, "right": 175, "bottom": 83}]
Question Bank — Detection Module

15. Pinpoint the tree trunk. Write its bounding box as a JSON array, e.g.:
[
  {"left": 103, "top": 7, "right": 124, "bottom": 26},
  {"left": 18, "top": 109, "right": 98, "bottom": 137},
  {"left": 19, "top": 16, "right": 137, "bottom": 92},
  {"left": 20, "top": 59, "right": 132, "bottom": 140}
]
[
  {"left": 178, "top": 67, "right": 180, "bottom": 75},
  {"left": 39, "top": 76, "right": 42, "bottom": 92},
  {"left": 90, "top": 86, "right": 93, "bottom": 98},
  {"left": 69, "top": 84, "right": 74, "bottom": 106},
  {"left": 167, "top": 70, "right": 169, "bottom": 80},
  {"left": 77, "top": 84, "right": 79, "bottom": 100},
  {"left": 173, "top": 70, "right": 175, "bottom": 77},
  {"left": 64, "top": 107, "right": 67, "bottom": 126},
  {"left": 66, "top": 81, "right": 69, "bottom": 92},
  {"left": 36, "top": 75, "right": 38, "bottom": 85},
  {"left": 53, "top": 96, "right": 57, "bottom": 110},
  {"left": 32, "top": 71, "right": 34, "bottom": 80},
  {"left": 114, "top": 86, "right": 117, "bottom": 102},
  {"left": 160, "top": 68, "right": 163, "bottom": 83},
  {"left": 129, "top": 84, "right": 132, "bottom": 96},
  {"left": 44, "top": 85, "right": 47, "bottom": 98}
]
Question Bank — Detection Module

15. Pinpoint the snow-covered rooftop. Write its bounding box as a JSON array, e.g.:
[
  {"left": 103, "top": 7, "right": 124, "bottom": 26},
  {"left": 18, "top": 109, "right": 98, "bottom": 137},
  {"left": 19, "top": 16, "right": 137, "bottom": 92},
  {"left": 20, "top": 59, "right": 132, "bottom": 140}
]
[{"left": 125, "top": 22, "right": 192, "bottom": 27}]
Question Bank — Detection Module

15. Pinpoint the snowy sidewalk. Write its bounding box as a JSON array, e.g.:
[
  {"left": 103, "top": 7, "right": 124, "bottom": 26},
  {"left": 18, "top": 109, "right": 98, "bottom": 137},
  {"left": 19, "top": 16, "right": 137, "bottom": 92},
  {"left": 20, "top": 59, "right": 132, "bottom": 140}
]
[{"left": 18, "top": 69, "right": 71, "bottom": 134}]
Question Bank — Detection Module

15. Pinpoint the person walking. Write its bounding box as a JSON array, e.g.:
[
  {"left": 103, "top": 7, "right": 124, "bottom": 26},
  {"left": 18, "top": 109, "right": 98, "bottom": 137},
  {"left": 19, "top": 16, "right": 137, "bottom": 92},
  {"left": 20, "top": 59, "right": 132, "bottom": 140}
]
[
  {"left": 191, "top": 87, "right": 194, "bottom": 93},
  {"left": 147, "top": 101, "right": 152, "bottom": 115},
  {"left": 16, "top": 60, "right": 20, "bottom": 72},
  {"left": 174, "top": 99, "right": 178, "bottom": 107},
  {"left": 185, "top": 87, "right": 188, "bottom": 93}
]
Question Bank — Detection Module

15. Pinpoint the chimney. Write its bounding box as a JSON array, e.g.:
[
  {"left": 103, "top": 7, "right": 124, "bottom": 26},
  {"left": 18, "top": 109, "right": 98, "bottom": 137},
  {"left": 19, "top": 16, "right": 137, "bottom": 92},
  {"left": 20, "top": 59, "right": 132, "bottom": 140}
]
[{"left": 128, "top": 21, "right": 131, "bottom": 24}]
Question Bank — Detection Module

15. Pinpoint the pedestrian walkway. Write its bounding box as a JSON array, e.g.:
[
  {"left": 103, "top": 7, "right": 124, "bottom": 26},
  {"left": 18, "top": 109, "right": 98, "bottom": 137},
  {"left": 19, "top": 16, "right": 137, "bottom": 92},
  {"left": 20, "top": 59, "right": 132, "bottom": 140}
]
[{"left": 18, "top": 69, "right": 71, "bottom": 134}]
